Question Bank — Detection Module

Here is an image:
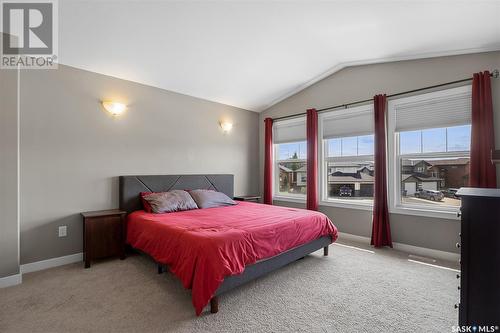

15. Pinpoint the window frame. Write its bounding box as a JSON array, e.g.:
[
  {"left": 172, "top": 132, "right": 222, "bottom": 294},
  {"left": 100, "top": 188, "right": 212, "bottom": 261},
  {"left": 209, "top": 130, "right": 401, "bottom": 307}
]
[
  {"left": 387, "top": 86, "right": 471, "bottom": 220},
  {"left": 318, "top": 104, "right": 375, "bottom": 211},
  {"left": 272, "top": 117, "right": 307, "bottom": 203},
  {"left": 273, "top": 142, "right": 308, "bottom": 202}
]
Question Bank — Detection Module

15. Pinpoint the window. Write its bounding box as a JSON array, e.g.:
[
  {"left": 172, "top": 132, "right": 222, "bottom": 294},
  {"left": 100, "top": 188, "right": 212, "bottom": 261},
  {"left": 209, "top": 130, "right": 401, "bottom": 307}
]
[
  {"left": 319, "top": 105, "right": 374, "bottom": 207},
  {"left": 276, "top": 141, "right": 307, "bottom": 197},
  {"left": 388, "top": 86, "right": 472, "bottom": 217},
  {"left": 274, "top": 117, "right": 307, "bottom": 199},
  {"left": 399, "top": 125, "right": 470, "bottom": 208}
]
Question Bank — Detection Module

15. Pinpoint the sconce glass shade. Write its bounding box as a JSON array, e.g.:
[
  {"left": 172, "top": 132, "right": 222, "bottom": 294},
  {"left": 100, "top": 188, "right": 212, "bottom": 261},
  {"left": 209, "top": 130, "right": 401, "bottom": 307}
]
[
  {"left": 102, "top": 101, "right": 126, "bottom": 116},
  {"left": 220, "top": 122, "right": 233, "bottom": 132}
]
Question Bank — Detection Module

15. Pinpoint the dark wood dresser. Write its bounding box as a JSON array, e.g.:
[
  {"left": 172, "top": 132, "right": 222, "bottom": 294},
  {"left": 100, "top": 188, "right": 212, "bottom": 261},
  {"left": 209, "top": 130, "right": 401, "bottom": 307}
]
[{"left": 456, "top": 188, "right": 500, "bottom": 327}]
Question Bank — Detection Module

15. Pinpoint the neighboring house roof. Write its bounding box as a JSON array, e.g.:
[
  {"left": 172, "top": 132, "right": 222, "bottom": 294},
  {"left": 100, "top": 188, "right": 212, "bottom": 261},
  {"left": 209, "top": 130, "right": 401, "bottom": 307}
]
[
  {"left": 279, "top": 165, "right": 293, "bottom": 172},
  {"left": 327, "top": 160, "right": 374, "bottom": 167},
  {"left": 401, "top": 174, "right": 413, "bottom": 182},
  {"left": 402, "top": 158, "right": 470, "bottom": 167},
  {"left": 328, "top": 172, "right": 374, "bottom": 183},
  {"left": 402, "top": 173, "right": 442, "bottom": 182},
  {"left": 279, "top": 158, "right": 306, "bottom": 163},
  {"left": 428, "top": 158, "right": 470, "bottom": 166},
  {"left": 401, "top": 159, "right": 432, "bottom": 167},
  {"left": 296, "top": 165, "right": 307, "bottom": 172}
]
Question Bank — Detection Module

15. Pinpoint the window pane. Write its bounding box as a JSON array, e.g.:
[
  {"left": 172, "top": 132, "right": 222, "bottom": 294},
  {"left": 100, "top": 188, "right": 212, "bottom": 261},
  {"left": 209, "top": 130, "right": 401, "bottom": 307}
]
[
  {"left": 278, "top": 142, "right": 306, "bottom": 160},
  {"left": 341, "top": 137, "right": 357, "bottom": 156},
  {"left": 328, "top": 138, "right": 342, "bottom": 157},
  {"left": 422, "top": 128, "right": 446, "bottom": 153},
  {"left": 358, "top": 135, "right": 374, "bottom": 156},
  {"left": 325, "top": 134, "right": 374, "bottom": 203},
  {"left": 327, "top": 161, "right": 374, "bottom": 201},
  {"left": 327, "top": 135, "right": 374, "bottom": 158},
  {"left": 400, "top": 157, "right": 469, "bottom": 207},
  {"left": 447, "top": 125, "right": 471, "bottom": 152},
  {"left": 400, "top": 130, "right": 421, "bottom": 154},
  {"left": 276, "top": 141, "right": 306, "bottom": 197}
]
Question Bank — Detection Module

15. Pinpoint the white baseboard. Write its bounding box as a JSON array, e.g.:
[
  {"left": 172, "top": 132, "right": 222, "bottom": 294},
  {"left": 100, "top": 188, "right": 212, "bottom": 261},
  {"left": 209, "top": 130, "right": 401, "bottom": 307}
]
[
  {"left": 0, "top": 273, "right": 22, "bottom": 288},
  {"left": 338, "top": 232, "right": 460, "bottom": 262},
  {"left": 20, "top": 252, "right": 83, "bottom": 274},
  {"left": 338, "top": 232, "right": 371, "bottom": 244},
  {"left": 392, "top": 242, "right": 460, "bottom": 262}
]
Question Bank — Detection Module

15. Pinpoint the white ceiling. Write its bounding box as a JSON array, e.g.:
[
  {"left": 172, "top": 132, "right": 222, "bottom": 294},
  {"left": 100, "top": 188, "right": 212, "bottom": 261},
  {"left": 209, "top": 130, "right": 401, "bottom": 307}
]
[{"left": 59, "top": 1, "right": 500, "bottom": 112}]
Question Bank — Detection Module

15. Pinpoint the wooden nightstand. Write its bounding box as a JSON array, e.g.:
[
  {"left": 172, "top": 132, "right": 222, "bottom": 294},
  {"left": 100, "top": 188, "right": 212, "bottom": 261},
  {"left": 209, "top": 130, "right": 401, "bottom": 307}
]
[
  {"left": 81, "top": 209, "right": 127, "bottom": 268},
  {"left": 234, "top": 195, "right": 261, "bottom": 203}
]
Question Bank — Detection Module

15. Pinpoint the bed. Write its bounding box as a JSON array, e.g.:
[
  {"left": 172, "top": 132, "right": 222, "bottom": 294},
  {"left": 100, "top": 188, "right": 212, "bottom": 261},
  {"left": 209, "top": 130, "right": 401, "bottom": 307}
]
[{"left": 119, "top": 174, "right": 338, "bottom": 315}]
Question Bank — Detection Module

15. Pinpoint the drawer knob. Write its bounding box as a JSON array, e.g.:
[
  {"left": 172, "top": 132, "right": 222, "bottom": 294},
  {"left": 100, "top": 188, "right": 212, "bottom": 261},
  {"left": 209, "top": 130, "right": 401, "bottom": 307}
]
[
  {"left": 458, "top": 286, "right": 461, "bottom": 290},
  {"left": 454, "top": 304, "right": 459, "bottom": 309},
  {"left": 456, "top": 243, "right": 461, "bottom": 248},
  {"left": 457, "top": 212, "right": 461, "bottom": 218},
  {"left": 456, "top": 274, "right": 460, "bottom": 279}
]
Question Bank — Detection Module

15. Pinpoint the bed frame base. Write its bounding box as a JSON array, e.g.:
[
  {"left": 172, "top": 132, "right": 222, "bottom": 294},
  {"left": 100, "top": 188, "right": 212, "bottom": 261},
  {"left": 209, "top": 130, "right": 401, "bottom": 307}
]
[
  {"left": 209, "top": 236, "right": 332, "bottom": 314},
  {"left": 135, "top": 237, "right": 331, "bottom": 314}
]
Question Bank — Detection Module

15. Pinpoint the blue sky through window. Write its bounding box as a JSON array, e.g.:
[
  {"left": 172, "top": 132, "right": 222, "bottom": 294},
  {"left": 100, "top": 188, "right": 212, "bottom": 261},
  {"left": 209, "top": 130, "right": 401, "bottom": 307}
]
[
  {"left": 358, "top": 135, "right": 374, "bottom": 155},
  {"left": 278, "top": 141, "right": 307, "bottom": 160},
  {"left": 447, "top": 125, "right": 471, "bottom": 151},
  {"left": 327, "top": 135, "right": 374, "bottom": 157},
  {"left": 422, "top": 128, "right": 446, "bottom": 153},
  {"left": 400, "top": 125, "right": 470, "bottom": 154}
]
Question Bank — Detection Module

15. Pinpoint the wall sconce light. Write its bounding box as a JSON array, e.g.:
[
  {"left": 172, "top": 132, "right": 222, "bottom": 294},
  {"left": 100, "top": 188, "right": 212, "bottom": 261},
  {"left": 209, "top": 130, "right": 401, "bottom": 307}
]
[
  {"left": 220, "top": 121, "right": 233, "bottom": 133},
  {"left": 102, "top": 101, "right": 127, "bottom": 116}
]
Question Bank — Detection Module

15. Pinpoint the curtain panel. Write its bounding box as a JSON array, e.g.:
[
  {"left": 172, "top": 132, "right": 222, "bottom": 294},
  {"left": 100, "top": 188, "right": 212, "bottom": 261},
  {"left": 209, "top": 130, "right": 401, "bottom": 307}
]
[
  {"left": 306, "top": 109, "right": 318, "bottom": 210},
  {"left": 371, "top": 95, "right": 393, "bottom": 248},
  {"left": 263, "top": 118, "right": 274, "bottom": 204},
  {"left": 470, "top": 71, "right": 497, "bottom": 188}
]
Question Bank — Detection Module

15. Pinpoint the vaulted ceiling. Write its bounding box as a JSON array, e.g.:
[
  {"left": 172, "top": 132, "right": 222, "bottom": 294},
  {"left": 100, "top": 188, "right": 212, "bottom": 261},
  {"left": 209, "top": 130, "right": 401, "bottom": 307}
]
[{"left": 59, "top": 1, "right": 500, "bottom": 111}]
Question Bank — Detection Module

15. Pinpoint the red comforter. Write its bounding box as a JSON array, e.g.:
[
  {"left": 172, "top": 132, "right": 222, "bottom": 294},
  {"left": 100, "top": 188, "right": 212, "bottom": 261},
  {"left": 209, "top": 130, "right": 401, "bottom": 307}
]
[{"left": 126, "top": 202, "right": 338, "bottom": 315}]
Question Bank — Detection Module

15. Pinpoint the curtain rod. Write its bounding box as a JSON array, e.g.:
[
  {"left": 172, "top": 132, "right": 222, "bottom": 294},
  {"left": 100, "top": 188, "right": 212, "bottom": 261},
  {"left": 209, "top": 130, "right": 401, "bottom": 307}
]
[{"left": 272, "top": 69, "right": 499, "bottom": 122}]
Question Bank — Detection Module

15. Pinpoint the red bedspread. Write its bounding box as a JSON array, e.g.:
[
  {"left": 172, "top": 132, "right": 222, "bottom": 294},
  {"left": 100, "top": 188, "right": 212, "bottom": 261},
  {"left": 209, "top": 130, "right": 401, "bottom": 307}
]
[{"left": 126, "top": 202, "right": 338, "bottom": 315}]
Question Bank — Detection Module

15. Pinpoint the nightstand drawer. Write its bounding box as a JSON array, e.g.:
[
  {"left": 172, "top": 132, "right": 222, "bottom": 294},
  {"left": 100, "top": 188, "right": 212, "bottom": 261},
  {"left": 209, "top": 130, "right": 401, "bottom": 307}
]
[
  {"left": 87, "top": 216, "right": 123, "bottom": 259},
  {"left": 81, "top": 209, "right": 127, "bottom": 268}
]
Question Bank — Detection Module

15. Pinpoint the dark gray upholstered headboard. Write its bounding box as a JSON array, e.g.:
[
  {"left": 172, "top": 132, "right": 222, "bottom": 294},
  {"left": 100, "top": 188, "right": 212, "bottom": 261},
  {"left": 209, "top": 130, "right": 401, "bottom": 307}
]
[{"left": 119, "top": 174, "right": 234, "bottom": 214}]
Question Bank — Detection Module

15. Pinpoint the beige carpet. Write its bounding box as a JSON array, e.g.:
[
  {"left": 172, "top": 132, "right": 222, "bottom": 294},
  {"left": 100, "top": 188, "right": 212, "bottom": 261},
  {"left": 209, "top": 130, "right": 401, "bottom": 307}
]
[{"left": 0, "top": 240, "right": 459, "bottom": 333}]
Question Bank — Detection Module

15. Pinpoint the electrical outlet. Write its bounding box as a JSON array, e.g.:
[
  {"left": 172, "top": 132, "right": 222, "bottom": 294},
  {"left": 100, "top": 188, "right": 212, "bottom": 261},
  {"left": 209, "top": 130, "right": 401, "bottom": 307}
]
[{"left": 58, "top": 225, "right": 67, "bottom": 237}]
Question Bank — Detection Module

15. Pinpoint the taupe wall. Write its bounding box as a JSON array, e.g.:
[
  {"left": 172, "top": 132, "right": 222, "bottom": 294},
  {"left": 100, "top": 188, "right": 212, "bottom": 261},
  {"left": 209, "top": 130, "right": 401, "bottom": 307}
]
[
  {"left": 19, "top": 65, "right": 259, "bottom": 264},
  {"left": 261, "top": 52, "right": 500, "bottom": 253},
  {"left": 0, "top": 35, "right": 20, "bottom": 278}
]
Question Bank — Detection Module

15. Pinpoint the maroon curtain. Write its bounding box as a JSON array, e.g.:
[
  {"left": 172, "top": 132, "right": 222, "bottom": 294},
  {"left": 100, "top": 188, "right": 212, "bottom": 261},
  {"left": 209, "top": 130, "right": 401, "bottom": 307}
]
[
  {"left": 371, "top": 95, "right": 392, "bottom": 248},
  {"left": 306, "top": 109, "right": 318, "bottom": 211},
  {"left": 263, "top": 118, "right": 274, "bottom": 204},
  {"left": 470, "top": 71, "right": 497, "bottom": 188}
]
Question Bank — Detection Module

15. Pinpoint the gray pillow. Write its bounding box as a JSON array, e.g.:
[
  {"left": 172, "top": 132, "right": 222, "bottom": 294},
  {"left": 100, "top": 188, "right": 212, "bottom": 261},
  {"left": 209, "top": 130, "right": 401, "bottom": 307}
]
[
  {"left": 188, "top": 189, "right": 236, "bottom": 209},
  {"left": 143, "top": 190, "right": 198, "bottom": 213}
]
